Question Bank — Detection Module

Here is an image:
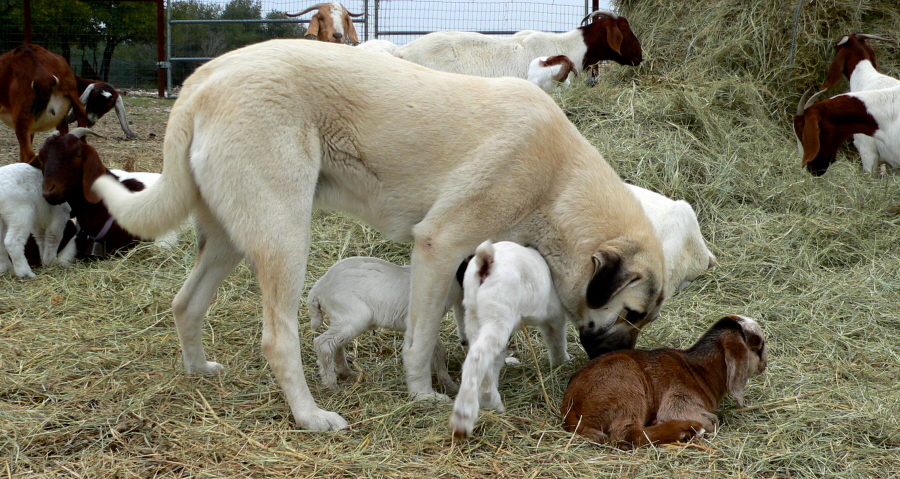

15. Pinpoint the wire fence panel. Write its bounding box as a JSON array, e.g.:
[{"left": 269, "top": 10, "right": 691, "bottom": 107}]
[{"left": 373, "top": 1, "right": 590, "bottom": 46}]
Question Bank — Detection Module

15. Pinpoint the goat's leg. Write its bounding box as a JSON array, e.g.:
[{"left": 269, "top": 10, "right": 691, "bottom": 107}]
[
  {"left": 432, "top": 339, "right": 459, "bottom": 394},
  {"left": 450, "top": 316, "right": 517, "bottom": 437},
  {"left": 537, "top": 317, "right": 571, "bottom": 368},
  {"left": 14, "top": 121, "right": 36, "bottom": 163},
  {"left": 623, "top": 420, "right": 705, "bottom": 448},
  {"left": 313, "top": 330, "right": 342, "bottom": 392},
  {"left": 479, "top": 344, "right": 506, "bottom": 412},
  {"left": 3, "top": 214, "right": 36, "bottom": 278},
  {"left": 171, "top": 207, "right": 241, "bottom": 375},
  {"left": 40, "top": 209, "right": 68, "bottom": 266},
  {"left": 313, "top": 317, "right": 366, "bottom": 391}
]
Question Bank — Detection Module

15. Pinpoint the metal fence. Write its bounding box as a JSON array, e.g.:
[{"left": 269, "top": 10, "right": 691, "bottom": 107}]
[{"left": 2, "top": 1, "right": 602, "bottom": 93}]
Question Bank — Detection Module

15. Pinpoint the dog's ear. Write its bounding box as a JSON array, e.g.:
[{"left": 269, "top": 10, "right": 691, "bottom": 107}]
[
  {"left": 81, "top": 144, "right": 106, "bottom": 204},
  {"left": 723, "top": 333, "right": 751, "bottom": 407},
  {"left": 586, "top": 250, "right": 638, "bottom": 309}
]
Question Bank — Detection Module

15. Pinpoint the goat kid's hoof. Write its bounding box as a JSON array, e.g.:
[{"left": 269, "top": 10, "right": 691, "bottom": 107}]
[
  {"left": 450, "top": 411, "right": 474, "bottom": 438},
  {"left": 297, "top": 409, "right": 349, "bottom": 431},
  {"left": 676, "top": 420, "right": 706, "bottom": 442},
  {"left": 504, "top": 356, "right": 521, "bottom": 366}
]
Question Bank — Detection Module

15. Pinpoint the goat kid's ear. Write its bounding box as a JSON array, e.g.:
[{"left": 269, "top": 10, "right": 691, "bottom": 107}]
[
  {"left": 306, "top": 13, "right": 320, "bottom": 38},
  {"left": 606, "top": 23, "right": 624, "bottom": 56},
  {"left": 26, "top": 152, "right": 44, "bottom": 170},
  {"left": 81, "top": 145, "right": 106, "bottom": 204},
  {"left": 585, "top": 250, "right": 637, "bottom": 309},
  {"left": 346, "top": 17, "right": 360, "bottom": 44},
  {"left": 821, "top": 49, "right": 846, "bottom": 90},
  {"left": 723, "top": 335, "right": 751, "bottom": 407}
]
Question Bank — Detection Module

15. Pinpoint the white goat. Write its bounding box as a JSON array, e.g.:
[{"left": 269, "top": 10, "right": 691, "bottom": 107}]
[
  {"left": 356, "top": 39, "right": 399, "bottom": 56},
  {"left": 527, "top": 55, "right": 577, "bottom": 92},
  {"left": 450, "top": 240, "right": 570, "bottom": 438},
  {"left": 625, "top": 184, "right": 716, "bottom": 295},
  {"left": 394, "top": 10, "right": 641, "bottom": 80},
  {"left": 820, "top": 34, "right": 900, "bottom": 173},
  {"left": 0, "top": 163, "right": 71, "bottom": 278},
  {"left": 306, "top": 256, "right": 463, "bottom": 392}
]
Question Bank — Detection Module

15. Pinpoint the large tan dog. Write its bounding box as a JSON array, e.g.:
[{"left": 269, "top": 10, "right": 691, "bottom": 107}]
[{"left": 91, "top": 40, "right": 665, "bottom": 431}]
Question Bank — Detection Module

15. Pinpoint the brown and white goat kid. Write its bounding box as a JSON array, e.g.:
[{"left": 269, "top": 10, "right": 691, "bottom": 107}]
[
  {"left": 562, "top": 315, "right": 767, "bottom": 449},
  {"left": 38, "top": 129, "right": 172, "bottom": 257},
  {"left": 527, "top": 55, "right": 578, "bottom": 92},
  {"left": 288, "top": 2, "right": 363, "bottom": 45},
  {"left": 64, "top": 77, "right": 138, "bottom": 138},
  {"left": 451, "top": 240, "right": 570, "bottom": 438},
  {"left": 0, "top": 44, "right": 87, "bottom": 162},
  {"left": 794, "top": 86, "right": 900, "bottom": 176},
  {"left": 306, "top": 256, "right": 464, "bottom": 392},
  {"left": 819, "top": 34, "right": 899, "bottom": 173}
]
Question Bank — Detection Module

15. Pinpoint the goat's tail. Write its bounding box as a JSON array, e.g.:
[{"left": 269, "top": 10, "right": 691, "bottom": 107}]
[
  {"left": 307, "top": 291, "right": 327, "bottom": 330},
  {"left": 473, "top": 240, "right": 495, "bottom": 285},
  {"left": 91, "top": 104, "right": 200, "bottom": 239}
]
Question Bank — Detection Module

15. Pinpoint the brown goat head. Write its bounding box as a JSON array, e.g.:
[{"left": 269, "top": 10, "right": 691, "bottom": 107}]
[
  {"left": 579, "top": 10, "right": 642, "bottom": 69},
  {"left": 288, "top": 2, "right": 363, "bottom": 44},
  {"left": 39, "top": 128, "right": 107, "bottom": 205},
  {"left": 821, "top": 34, "right": 891, "bottom": 90},
  {"left": 794, "top": 89, "right": 878, "bottom": 176}
]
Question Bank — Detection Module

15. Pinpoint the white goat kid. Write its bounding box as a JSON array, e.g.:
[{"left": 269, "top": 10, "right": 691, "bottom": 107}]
[
  {"left": 527, "top": 55, "right": 577, "bottom": 92},
  {"left": 0, "top": 163, "right": 71, "bottom": 278},
  {"left": 450, "top": 240, "right": 570, "bottom": 438},
  {"left": 356, "top": 39, "right": 399, "bottom": 56},
  {"left": 307, "top": 256, "right": 463, "bottom": 392},
  {"left": 625, "top": 184, "right": 716, "bottom": 295}
]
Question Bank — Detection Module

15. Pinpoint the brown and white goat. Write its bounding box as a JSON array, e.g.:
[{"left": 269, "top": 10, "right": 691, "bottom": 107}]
[
  {"left": 0, "top": 44, "right": 87, "bottom": 162},
  {"left": 287, "top": 2, "right": 363, "bottom": 45},
  {"left": 818, "top": 34, "right": 899, "bottom": 174},
  {"left": 527, "top": 55, "right": 578, "bottom": 92},
  {"left": 394, "top": 10, "right": 642, "bottom": 79},
  {"left": 562, "top": 315, "right": 767, "bottom": 449},
  {"left": 38, "top": 129, "right": 159, "bottom": 257},
  {"left": 793, "top": 86, "right": 900, "bottom": 176},
  {"left": 64, "top": 77, "right": 138, "bottom": 138}
]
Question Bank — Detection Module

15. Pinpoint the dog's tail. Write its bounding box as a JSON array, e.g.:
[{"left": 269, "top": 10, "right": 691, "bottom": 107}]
[
  {"left": 91, "top": 102, "right": 200, "bottom": 239},
  {"left": 307, "top": 292, "right": 326, "bottom": 331},
  {"left": 473, "top": 239, "right": 495, "bottom": 285}
]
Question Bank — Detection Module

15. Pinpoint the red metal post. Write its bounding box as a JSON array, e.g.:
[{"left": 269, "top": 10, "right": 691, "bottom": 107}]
[
  {"left": 157, "top": 0, "right": 166, "bottom": 98},
  {"left": 24, "top": 0, "right": 32, "bottom": 43}
]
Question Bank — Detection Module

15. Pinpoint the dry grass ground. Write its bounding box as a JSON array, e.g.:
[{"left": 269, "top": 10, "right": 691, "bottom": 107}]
[{"left": 2, "top": 2, "right": 900, "bottom": 476}]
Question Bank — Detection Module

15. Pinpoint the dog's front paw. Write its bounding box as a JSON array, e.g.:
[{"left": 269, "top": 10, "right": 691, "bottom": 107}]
[
  {"left": 410, "top": 390, "right": 451, "bottom": 402},
  {"left": 186, "top": 361, "right": 225, "bottom": 375},
  {"left": 297, "top": 408, "right": 348, "bottom": 431}
]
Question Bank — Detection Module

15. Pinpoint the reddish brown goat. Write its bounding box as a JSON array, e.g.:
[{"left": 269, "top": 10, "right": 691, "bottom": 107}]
[
  {"left": 562, "top": 315, "right": 767, "bottom": 449},
  {"left": 64, "top": 77, "right": 138, "bottom": 138},
  {"left": 0, "top": 44, "right": 87, "bottom": 163},
  {"left": 38, "top": 129, "right": 149, "bottom": 256},
  {"left": 287, "top": 2, "right": 364, "bottom": 45}
]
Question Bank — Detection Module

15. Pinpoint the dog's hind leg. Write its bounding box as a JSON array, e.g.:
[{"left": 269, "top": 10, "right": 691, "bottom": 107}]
[{"left": 172, "top": 205, "right": 242, "bottom": 375}]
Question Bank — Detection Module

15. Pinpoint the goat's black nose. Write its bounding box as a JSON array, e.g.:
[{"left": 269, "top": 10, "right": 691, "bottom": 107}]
[{"left": 333, "top": 32, "right": 343, "bottom": 40}]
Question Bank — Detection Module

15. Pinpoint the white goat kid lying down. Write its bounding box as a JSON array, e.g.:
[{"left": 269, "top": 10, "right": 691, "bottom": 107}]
[
  {"left": 527, "top": 55, "right": 577, "bottom": 92},
  {"left": 625, "top": 184, "right": 716, "bottom": 295},
  {"left": 307, "top": 256, "right": 463, "bottom": 392},
  {"left": 356, "top": 39, "right": 399, "bottom": 56},
  {"left": 0, "top": 162, "right": 71, "bottom": 278},
  {"left": 451, "top": 240, "right": 570, "bottom": 438}
]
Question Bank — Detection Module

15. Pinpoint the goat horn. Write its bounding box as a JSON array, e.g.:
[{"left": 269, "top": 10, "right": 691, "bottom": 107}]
[
  {"left": 796, "top": 89, "right": 812, "bottom": 116},
  {"left": 799, "top": 89, "right": 828, "bottom": 114},
  {"left": 69, "top": 128, "right": 105, "bottom": 140},
  {"left": 856, "top": 34, "right": 893, "bottom": 44},
  {"left": 581, "top": 9, "right": 619, "bottom": 25},
  {"left": 286, "top": 3, "right": 326, "bottom": 17}
]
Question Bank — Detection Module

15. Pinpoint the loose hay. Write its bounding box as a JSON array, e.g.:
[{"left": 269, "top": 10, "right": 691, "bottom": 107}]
[{"left": 2, "top": 1, "right": 900, "bottom": 476}]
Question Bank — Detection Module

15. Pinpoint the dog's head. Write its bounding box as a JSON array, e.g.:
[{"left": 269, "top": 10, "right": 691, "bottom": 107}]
[{"left": 576, "top": 237, "right": 666, "bottom": 359}]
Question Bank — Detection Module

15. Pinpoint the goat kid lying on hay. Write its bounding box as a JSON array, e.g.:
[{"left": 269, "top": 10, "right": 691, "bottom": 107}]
[{"left": 92, "top": 39, "right": 666, "bottom": 431}]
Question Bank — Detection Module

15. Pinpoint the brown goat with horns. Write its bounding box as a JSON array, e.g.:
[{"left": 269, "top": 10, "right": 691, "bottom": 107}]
[{"left": 562, "top": 315, "right": 767, "bottom": 449}]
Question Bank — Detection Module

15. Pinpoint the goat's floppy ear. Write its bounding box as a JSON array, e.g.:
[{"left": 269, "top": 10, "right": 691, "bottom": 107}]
[
  {"left": 821, "top": 49, "right": 846, "bottom": 90},
  {"left": 585, "top": 250, "right": 638, "bottom": 309},
  {"left": 305, "top": 13, "right": 320, "bottom": 38},
  {"left": 723, "top": 334, "right": 751, "bottom": 406},
  {"left": 346, "top": 16, "right": 360, "bottom": 44},
  {"left": 606, "top": 22, "right": 624, "bottom": 55},
  {"left": 26, "top": 152, "right": 43, "bottom": 170},
  {"left": 799, "top": 111, "right": 822, "bottom": 168},
  {"left": 81, "top": 144, "right": 106, "bottom": 204}
]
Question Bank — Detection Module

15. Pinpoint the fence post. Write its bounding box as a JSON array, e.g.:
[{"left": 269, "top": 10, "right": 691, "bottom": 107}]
[
  {"left": 374, "top": 0, "right": 379, "bottom": 39},
  {"left": 363, "top": 0, "right": 369, "bottom": 42}
]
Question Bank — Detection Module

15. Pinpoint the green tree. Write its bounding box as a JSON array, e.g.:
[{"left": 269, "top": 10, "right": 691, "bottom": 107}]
[
  {"left": 262, "top": 10, "right": 306, "bottom": 40},
  {"left": 220, "top": 0, "right": 263, "bottom": 50},
  {"left": 91, "top": 1, "right": 156, "bottom": 81}
]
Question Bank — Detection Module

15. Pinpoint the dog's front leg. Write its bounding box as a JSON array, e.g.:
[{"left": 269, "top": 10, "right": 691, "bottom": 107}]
[{"left": 404, "top": 238, "right": 465, "bottom": 401}]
